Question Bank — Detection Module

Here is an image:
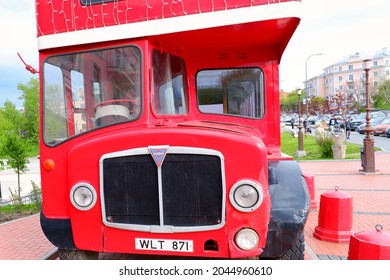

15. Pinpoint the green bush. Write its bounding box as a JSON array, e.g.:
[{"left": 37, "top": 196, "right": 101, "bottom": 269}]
[{"left": 315, "top": 134, "right": 334, "bottom": 159}]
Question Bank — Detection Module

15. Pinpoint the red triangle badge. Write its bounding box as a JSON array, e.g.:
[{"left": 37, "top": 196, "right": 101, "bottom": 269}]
[{"left": 148, "top": 146, "right": 169, "bottom": 167}]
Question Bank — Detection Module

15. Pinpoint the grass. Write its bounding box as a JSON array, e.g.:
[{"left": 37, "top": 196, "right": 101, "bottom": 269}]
[
  {"left": 0, "top": 203, "right": 41, "bottom": 224},
  {"left": 281, "top": 131, "right": 367, "bottom": 160},
  {"left": 0, "top": 203, "right": 41, "bottom": 213},
  {"left": 0, "top": 181, "right": 42, "bottom": 223}
]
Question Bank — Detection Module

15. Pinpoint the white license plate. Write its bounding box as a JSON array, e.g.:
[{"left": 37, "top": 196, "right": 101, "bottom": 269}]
[{"left": 135, "top": 238, "right": 193, "bottom": 252}]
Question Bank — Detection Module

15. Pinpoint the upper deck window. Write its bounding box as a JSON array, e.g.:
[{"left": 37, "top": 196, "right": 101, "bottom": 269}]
[
  {"left": 196, "top": 68, "right": 264, "bottom": 119},
  {"left": 43, "top": 46, "right": 141, "bottom": 146},
  {"left": 80, "top": 0, "right": 118, "bottom": 5},
  {"left": 152, "top": 50, "right": 188, "bottom": 115}
]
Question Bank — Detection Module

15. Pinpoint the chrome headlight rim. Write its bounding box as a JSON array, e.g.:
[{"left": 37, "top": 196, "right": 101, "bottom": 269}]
[
  {"left": 70, "top": 182, "right": 97, "bottom": 211},
  {"left": 229, "top": 180, "right": 263, "bottom": 212}
]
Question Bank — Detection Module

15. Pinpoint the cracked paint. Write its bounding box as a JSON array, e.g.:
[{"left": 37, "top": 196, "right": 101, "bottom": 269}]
[{"left": 36, "top": 0, "right": 297, "bottom": 36}]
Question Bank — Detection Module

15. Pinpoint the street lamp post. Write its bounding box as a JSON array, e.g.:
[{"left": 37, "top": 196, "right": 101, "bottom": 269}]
[
  {"left": 296, "top": 89, "right": 306, "bottom": 158},
  {"left": 361, "top": 59, "right": 375, "bottom": 173},
  {"left": 305, "top": 53, "right": 324, "bottom": 114}
]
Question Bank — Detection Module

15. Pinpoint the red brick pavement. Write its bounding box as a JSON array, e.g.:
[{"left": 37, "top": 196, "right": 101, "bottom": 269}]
[
  {"left": 0, "top": 214, "right": 55, "bottom": 260},
  {"left": 1, "top": 151, "right": 390, "bottom": 260},
  {"left": 300, "top": 151, "right": 390, "bottom": 260}
]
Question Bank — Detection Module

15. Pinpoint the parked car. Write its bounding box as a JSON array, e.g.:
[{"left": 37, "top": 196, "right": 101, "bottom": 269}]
[
  {"left": 283, "top": 115, "right": 293, "bottom": 126},
  {"left": 373, "top": 117, "right": 390, "bottom": 136},
  {"left": 356, "top": 122, "right": 366, "bottom": 134},
  {"left": 356, "top": 116, "right": 386, "bottom": 134},
  {"left": 350, "top": 114, "right": 365, "bottom": 131},
  {"left": 307, "top": 116, "right": 318, "bottom": 125},
  {"left": 350, "top": 111, "right": 387, "bottom": 131},
  {"left": 385, "top": 126, "right": 390, "bottom": 138},
  {"left": 349, "top": 114, "right": 360, "bottom": 120}
]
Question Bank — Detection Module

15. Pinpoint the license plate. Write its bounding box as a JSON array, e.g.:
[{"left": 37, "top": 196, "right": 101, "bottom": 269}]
[{"left": 135, "top": 238, "right": 194, "bottom": 252}]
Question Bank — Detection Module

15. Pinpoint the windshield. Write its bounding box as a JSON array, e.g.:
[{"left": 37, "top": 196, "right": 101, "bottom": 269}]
[
  {"left": 43, "top": 46, "right": 142, "bottom": 146},
  {"left": 380, "top": 118, "right": 390, "bottom": 125}
]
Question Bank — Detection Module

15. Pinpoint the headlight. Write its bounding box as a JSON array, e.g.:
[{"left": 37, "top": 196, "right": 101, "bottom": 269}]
[
  {"left": 235, "top": 228, "right": 259, "bottom": 251},
  {"left": 70, "top": 183, "right": 97, "bottom": 211},
  {"left": 229, "top": 180, "right": 263, "bottom": 212}
]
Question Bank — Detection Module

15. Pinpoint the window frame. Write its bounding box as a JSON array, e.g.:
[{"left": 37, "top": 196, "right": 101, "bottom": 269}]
[
  {"left": 42, "top": 45, "right": 143, "bottom": 146},
  {"left": 151, "top": 50, "right": 189, "bottom": 116}
]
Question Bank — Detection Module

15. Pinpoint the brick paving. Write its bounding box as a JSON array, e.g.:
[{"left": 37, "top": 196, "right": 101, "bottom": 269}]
[
  {"left": 1, "top": 151, "right": 390, "bottom": 260},
  {"left": 300, "top": 151, "right": 390, "bottom": 260},
  {"left": 0, "top": 215, "right": 55, "bottom": 260}
]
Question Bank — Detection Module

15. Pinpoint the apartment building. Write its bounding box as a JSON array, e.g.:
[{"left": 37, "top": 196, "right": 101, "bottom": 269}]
[{"left": 305, "top": 48, "right": 390, "bottom": 106}]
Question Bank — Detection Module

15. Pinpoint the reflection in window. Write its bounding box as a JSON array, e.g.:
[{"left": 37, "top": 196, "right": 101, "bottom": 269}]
[
  {"left": 43, "top": 46, "right": 142, "bottom": 146},
  {"left": 43, "top": 64, "right": 68, "bottom": 144},
  {"left": 197, "top": 68, "right": 264, "bottom": 119},
  {"left": 152, "top": 50, "right": 188, "bottom": 115},
  {"left": 71, "top": 70, "right": 86, "bottom": 134}
]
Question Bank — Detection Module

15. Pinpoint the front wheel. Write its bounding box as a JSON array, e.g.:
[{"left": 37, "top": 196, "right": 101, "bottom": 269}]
[
  {"left": 58, "top": 249, "right": 99, "bottom": 260},
  {"left": 279, "top": 233, "right": 305, "bottom": 260}
]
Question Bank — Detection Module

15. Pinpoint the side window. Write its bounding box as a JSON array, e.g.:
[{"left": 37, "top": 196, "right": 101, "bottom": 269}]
[
  {"left": 152, "top": 50, "right": 188, "bottom": 115},
  {"left": 197, "top": 68, "right": 264, "bottom": 119}
]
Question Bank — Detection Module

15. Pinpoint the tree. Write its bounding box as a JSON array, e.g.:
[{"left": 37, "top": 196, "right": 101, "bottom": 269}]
[
  {"left": 0, "top": 101, "right": 23, "bottom": 157},
  {"left": 0, "top": 100, "right": 22, "bottom": 131},
  {"left": 372, "top": 79, "right": 390, "bottom": 109},
  {"left": 1, "top": 131, "right": 30, "bottom": 204},
  {"left": 327, "top": 90, "right": 356, "bottom": 126},
  {"left": 17, "top": 77, "right": 39, "bottom": 143},
  {"left": 0, "top": 78, "right": 39, "bottom": 157},
  {"left": 306, "top": 96, "right": 324, "bottom": 115},
  {"left": 280, "top": 90, "right": 300, "bottom": 113}
]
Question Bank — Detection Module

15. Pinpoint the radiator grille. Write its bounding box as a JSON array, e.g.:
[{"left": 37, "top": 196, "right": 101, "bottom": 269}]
[{"left": 101, "top": 148, "right": 224, "bottom": 232}]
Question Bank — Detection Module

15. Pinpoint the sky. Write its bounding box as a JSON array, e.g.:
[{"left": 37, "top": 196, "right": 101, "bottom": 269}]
[
  {"left": 0, "top": 0, "right": 37, "bottom": 108},
  {"left": 1, "top": 0, "right": 390, "bottom": 108},
  {"left": 280, "top": 0, "right": 390, "bottom": 92}
]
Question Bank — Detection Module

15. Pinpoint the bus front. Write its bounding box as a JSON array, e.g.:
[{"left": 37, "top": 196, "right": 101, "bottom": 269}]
[{"left": 37, "top": 0, "right": 308, "bottom": 260}]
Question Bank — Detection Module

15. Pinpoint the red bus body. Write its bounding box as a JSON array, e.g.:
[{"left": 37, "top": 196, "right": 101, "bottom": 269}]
[{"left": 36, "top": 0, "right": 310, "bottom": 259}]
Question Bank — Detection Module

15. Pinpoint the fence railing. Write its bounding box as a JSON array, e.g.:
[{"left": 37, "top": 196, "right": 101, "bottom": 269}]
[{"left": 0, "top": 192, "right": 42, "bottom": 207}]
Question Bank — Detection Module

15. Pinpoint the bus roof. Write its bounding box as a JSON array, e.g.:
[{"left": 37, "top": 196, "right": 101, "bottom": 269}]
[{"left": 36, "top": 0, "right": 302, "bottom": 51}]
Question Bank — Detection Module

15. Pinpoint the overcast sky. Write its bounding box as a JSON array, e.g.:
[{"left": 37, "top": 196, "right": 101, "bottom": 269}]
[
  {"left": 281, "top": 0, "right": 390, "bottom": 92},
  {"left": 1, "top": 0, "right": 390, "bottom": 108},
  {"left": 0, "top": 0, "right": 37, "bottom": 108}
]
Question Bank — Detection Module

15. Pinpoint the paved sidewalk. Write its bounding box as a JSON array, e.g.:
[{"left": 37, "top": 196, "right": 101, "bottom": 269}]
[
  {"left": 0, "top": 214, "right": 56, "bottom": 260},
  {"left": 301, "top": 151, "right": 390, "bottom": 260},
  {"left": 1, "top": 152, "right": 390, "bottom": 260}
]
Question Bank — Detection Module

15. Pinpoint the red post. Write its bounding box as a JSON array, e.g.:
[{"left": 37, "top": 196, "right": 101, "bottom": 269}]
[
  {"left": 313, "top": 186, "right": 353, "bottom": 243},
  {"left": 303, "top": 173, "right": 318, "bottom": 209},
  {"left": 348, "top": 225, "right": 390, "bottom": 260}
]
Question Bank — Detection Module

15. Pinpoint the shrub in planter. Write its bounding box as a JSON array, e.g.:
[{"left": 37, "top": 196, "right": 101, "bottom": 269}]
[{"left": 316, "top": 133, "right": 334, "bottom": 158}]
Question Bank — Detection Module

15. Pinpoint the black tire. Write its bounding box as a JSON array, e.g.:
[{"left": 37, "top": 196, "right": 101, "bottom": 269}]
[
  {"left": 279, "top": 233, "right": 305, "bottom": 260},
  {"left": 58, "top": 249, "right": 99, "bottom": 260}
]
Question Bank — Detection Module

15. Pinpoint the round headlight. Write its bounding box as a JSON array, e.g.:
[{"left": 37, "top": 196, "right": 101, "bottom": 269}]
[
  {"left": 229, "top": 180, "right": 263, "bottom": 212},
  {"left": 235, "top": 228, "right": 259, "bottom": 251},
  {"left": 70, "top": 183, "right": 97, "bottom": 211}
]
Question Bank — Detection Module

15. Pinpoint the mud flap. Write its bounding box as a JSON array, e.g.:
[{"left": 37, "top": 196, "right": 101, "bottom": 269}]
[
  {"left": 40, "top": 211, "right": 77, "bottom": 250},
  {"left": 260, "top": 160, "right": 310, "bottom": 258}
]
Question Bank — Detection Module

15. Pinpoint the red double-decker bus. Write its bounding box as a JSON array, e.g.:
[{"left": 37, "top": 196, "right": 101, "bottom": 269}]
[{"left": 36, "top": 0, "right": 310, "bottom": 260}]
